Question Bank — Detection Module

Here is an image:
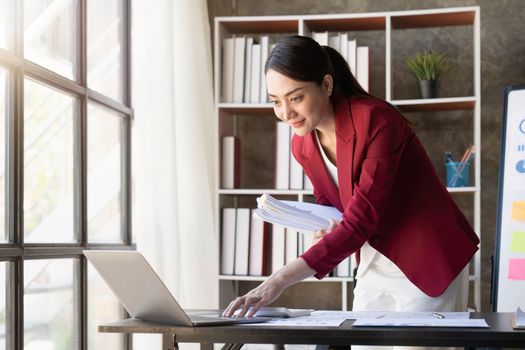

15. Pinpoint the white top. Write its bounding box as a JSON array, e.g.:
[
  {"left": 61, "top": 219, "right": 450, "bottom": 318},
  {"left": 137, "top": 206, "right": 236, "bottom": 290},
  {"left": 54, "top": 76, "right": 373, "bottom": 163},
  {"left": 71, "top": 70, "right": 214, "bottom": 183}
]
[{"left": 314, "top": 130, "right": 400, "bottom": 279}]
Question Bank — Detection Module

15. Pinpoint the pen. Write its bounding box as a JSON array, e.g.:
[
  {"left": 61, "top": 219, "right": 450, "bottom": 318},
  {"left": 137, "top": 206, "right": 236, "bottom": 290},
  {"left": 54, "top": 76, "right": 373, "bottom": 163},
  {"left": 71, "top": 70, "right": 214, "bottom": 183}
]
[{"left": 433, "top": 312, "right": 445, "bottom": 319}]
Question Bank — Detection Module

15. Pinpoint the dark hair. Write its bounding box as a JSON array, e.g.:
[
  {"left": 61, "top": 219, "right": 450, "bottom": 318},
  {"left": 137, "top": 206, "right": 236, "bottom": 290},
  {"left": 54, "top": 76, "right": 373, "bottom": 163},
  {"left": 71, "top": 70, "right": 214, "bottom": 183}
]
[{"left": 264, "top": 35, "right": 370, "bottom": 98}]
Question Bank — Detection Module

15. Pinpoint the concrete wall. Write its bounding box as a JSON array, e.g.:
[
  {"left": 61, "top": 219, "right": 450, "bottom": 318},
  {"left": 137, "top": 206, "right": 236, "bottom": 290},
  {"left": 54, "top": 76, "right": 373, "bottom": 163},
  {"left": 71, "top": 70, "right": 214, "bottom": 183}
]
[{"left": 208, "top": 0, "right": 525, "bottom": 311}]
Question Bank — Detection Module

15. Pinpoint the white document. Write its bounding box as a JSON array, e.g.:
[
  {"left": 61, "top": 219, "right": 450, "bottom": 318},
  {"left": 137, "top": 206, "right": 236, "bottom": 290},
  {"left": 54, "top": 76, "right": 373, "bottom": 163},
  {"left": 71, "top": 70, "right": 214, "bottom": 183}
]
[
  {"left": 353, "top": 318, "right": 488, "bottom": 328},
  {"left": 254, "top": 194, "right": 342, "bottom": 233},
  {"left": 310, "top": 310, "right": 470, "bottom": 320},
  {"left": 240, "top": 315, "right": 346, "bottom": 327},
  {"left": 514, "top": 306, "right": 525, "bottom": 329}
]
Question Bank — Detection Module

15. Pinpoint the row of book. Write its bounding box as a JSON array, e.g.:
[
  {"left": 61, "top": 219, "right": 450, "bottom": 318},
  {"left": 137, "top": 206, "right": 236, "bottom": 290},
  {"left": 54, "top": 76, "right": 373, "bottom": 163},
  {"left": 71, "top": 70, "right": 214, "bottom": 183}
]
[
  {"left": 221, "top": 122, "right": 315, "bottom": 190},
  {"left": 312, "top": 31, "right": 370, "bottom": 92},
  {"left": 221, "top": 35, "right": 273, "bottom": 104},
  {"left": 221, "top": 207, "right": 354, "bottom": 277},
  {"left": 220, "top": 32, "right": 370, "bottom": 104}
]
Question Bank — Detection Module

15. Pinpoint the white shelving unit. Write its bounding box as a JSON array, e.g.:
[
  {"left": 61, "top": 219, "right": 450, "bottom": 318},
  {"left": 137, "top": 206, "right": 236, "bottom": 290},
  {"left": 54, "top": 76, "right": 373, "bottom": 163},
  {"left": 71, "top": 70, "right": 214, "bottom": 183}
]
[{"left": 214, "top": 6, "right": 481, "bottom": 311}]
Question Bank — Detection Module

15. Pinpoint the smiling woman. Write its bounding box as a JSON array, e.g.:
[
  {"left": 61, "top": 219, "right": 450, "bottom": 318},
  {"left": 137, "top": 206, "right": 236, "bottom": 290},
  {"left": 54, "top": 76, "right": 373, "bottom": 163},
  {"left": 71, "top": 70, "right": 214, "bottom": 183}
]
[{"left": 223, "top": 37, "right": 479, "bottom": 350}]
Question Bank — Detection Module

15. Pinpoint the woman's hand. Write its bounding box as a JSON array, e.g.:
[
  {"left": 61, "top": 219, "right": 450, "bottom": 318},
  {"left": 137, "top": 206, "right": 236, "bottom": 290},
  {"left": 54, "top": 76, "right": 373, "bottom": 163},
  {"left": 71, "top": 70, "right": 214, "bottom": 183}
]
[
  {"left": 312, "top": 219, "right": 338, "bottom": 245},
  {"left": 222, "top": 275, "right": 285, "bottom": 317},
  {"left": 222, "top": 258, "right": 316, "bottom": 318}
]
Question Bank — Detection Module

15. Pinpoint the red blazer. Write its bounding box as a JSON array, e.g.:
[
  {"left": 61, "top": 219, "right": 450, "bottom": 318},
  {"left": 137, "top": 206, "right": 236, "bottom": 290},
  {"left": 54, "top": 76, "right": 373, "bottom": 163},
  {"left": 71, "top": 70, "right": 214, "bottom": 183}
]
[{"left": 294, "top": 94, "right": 479, "bottom": 297}]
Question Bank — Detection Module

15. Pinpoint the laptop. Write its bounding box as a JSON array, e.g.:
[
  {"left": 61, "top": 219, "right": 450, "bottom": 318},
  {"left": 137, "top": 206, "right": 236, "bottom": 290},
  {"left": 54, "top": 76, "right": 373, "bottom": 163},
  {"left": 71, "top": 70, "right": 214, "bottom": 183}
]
[{"left": 83, "top": 250, "right": 268, "bottom": 326}]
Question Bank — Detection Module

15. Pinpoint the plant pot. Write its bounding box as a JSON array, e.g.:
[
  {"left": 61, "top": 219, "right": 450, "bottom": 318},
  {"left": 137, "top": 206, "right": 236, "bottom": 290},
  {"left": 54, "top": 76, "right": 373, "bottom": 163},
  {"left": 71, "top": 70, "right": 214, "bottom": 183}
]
[{"left": 418, "top": 79, "right": 439, "bottom": 99}]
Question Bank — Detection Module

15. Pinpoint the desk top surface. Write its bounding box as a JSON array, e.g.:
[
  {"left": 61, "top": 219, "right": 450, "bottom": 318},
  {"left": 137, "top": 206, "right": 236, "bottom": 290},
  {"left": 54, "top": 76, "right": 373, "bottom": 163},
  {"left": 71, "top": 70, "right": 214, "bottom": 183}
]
[{"left": 100, "top": 312, "right": 525, "bottom": 347}]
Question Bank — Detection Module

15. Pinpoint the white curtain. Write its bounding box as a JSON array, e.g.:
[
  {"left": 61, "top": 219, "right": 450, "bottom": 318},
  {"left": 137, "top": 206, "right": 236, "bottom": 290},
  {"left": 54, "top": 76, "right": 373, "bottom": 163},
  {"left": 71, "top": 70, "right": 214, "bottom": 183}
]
[{"left": 132, "top": 0, "right": 217, "bottom": 347}]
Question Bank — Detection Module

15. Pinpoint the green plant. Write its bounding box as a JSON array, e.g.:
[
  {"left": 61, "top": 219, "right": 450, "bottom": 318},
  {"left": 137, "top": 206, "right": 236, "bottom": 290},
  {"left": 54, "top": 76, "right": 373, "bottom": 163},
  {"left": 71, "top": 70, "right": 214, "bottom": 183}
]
[{"left": 406, "top": 50, "right": 449, "bottom": 81}]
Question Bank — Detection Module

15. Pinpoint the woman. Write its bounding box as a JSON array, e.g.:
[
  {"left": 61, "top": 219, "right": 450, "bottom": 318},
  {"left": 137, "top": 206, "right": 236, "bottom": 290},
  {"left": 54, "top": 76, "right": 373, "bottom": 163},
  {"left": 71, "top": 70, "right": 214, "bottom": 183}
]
[{"left": 222, "top": 35, "right": 479, "bottom": 331}]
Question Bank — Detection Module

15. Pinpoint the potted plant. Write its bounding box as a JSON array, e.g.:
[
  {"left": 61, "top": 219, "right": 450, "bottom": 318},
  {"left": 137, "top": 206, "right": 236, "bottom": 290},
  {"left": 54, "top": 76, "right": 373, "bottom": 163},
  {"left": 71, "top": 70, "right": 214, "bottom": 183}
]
[{"left": 406, "top": 50, "right": 449, "bottom": 99}]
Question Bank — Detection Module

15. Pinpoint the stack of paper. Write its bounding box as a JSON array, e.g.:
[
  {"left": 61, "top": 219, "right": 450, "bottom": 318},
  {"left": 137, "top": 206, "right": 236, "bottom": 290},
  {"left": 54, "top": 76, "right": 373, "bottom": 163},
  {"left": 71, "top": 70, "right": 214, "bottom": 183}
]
[
  {"left": 513, "top": 306, "right": 525, "bottom": 329},
  {"left": 254, "top": 194, "right": 342, "bottom": 233}
]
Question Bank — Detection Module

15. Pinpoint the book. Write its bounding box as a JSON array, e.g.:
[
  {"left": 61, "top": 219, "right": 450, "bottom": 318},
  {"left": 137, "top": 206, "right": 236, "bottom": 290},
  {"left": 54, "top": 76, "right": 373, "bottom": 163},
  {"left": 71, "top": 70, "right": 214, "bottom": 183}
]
[
  {"left": 259, "top": 35, "right": 270, "bottom": 103},
  {"left": 221, "top": 136, "right": 240, "bottom": 189},
  {"left": 243, "top": 37, "right": 254, "bottom": 103},
  {"left": 271, "top": 224, "right": 286, "bottom": 273},
  {"left": 356, "top": 46, "right": 370, "bottom": 92},
  {"left": 336, "top": 256, "right": 351, "bottom": 277},
  {"left": 221, "top": 37, "right": 234, "bottom": 102},
  {"left": 285, "top": 228, "right": 299, "bottom": 264},
  {"left": 221, "top": 208, "right": 237, "bottom": 275},
  {"left": 249, "top": 209, "right": 268, "bottom": 276},
  {"left": 254, "top": 193, "right": 342, "bottom": 233},
  {"left": 289, "top": 126, "right": 303, "bottom": 189},
  {"left": 234, "top": 208, "right": 250, "bottom": 275},
  {"left": 233, "top": 36, "right": 246, "bottom": 103},
  {"left": 312, "top": 31, "right": 328, "bottom": 46},
  {"left": 339, "top": 33, "right": 349, "bottom": 62},
  {"left": 250, "top": 44, "right": 261, "bottom": 103},
  {"left": 328, "top": 33, "right": 340, "bottom": 53},
  {"left": 347, "top": 39, "right": 357, "bottom": 75},
  {"left": 513, "top": 307, "right": 525, "bottom": 329},
  {"left": 275, "top": 122, "right": 290, "bottom": 189},
  {"left": 304, "top": 174, "right": 314, "bottom": 190}
]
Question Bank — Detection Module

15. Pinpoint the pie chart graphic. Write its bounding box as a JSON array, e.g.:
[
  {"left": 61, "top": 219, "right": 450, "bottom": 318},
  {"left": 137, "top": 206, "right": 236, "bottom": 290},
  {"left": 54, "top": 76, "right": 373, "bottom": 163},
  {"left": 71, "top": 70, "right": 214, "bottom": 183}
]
[{"left": 517, "top": 159, "right": 525, "bottom": 173}]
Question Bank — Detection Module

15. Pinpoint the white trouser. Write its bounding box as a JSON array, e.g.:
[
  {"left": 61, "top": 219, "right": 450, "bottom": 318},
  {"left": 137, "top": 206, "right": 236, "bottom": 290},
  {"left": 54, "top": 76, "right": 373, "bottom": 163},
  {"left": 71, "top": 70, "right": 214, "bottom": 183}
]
[{"left": 351, "top": 243, "right": 469, "bottom": 350}]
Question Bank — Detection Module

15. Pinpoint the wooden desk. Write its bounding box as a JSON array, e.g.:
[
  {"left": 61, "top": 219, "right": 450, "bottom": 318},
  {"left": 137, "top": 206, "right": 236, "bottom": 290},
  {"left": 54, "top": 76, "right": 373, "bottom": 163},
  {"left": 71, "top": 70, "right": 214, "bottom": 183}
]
[{"left": 99, "top": 312, "right": 525, "bottom": 349}]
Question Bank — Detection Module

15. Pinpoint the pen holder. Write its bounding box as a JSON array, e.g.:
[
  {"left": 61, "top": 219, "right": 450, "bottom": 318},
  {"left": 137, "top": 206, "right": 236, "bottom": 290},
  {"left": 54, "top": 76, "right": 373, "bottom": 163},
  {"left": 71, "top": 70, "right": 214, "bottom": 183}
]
[{"left": 446, "top": 161, "right": 470, "bottom": 187}]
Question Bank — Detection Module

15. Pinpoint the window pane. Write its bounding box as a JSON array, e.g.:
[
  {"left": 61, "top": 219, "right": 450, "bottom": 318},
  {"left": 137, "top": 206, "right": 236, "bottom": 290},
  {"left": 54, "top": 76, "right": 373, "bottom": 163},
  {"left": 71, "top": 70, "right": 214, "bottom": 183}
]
[
  {"left": 88, "top": 104, "right": 122, "bottom": 242},
  {"left": 24, "top": 0, "right": 78, "bottom": 79},
  {"left": 0, "top": 262, "right": 7, "bottom": 350},
  {"left": 88, "top": 264, "right": 124, "bottom": 350},
  {"left": 0, "top": 0, "right": 9, "bottom": 50},
  {"left": 24, "top": 78, "right": 76, "bottom": 243},
  {"left": 0, "top": 68, "right": 6, "bottom": 242},
  {"left": 87, "top": 0, "right": 124, "bottom": 102},
  {"left": 24, "top": 259, "right": 75, "bottom": 350}
]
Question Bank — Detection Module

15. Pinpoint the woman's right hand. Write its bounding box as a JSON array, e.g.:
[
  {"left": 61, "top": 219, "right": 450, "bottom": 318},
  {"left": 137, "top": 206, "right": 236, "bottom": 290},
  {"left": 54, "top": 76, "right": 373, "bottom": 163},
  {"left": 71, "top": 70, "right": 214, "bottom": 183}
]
[
  {"left": 221, "top": 258, "right": 316, "bottom": 318},
  {"left": 222, "top": 274, "right": 285, "bottom": 318}
]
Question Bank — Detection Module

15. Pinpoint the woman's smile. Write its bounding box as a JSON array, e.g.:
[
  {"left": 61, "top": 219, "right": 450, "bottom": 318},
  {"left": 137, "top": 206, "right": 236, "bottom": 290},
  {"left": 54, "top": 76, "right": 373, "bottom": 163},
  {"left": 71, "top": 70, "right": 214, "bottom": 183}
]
[{"left": 290, "top": 119, "right": 305, "bottom": 128}]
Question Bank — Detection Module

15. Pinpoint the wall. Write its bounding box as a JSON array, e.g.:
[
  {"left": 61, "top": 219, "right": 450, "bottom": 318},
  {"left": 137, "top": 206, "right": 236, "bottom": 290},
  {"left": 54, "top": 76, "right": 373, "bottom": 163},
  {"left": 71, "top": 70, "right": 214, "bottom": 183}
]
[{"left": 208, "top": 0, "right": 525, "bottom": 311}]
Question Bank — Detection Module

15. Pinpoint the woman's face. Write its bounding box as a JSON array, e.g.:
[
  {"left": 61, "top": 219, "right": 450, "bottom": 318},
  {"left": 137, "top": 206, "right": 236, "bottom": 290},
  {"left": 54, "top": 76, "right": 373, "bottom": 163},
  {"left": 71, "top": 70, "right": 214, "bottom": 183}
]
[{"left": 266, "top": 69, "right": 332, "bottom": 137}]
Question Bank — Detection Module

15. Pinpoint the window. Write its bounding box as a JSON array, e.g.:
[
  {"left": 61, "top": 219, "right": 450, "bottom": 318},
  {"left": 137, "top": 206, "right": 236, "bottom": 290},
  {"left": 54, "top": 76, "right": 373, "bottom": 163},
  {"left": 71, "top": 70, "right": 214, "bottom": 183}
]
[
  {"left": 0, "top": 0, "right": 9, "bottom": 50},
  {"left": 0, "top": 67, "right": 6, "bottom": 243},
  {"left": 0, "top": 1, "right": 132, "bottom": 349}
]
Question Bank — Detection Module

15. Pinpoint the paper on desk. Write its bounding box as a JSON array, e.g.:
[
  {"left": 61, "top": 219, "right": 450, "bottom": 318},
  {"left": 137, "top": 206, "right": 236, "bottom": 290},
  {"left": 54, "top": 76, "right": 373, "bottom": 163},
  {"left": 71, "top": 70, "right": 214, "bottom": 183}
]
[
  {"left": 352, "top": 318, "right": 488, "bottom": 328},
  {"left": 513, "top": 306, "right": 525, "bottom": 329},
  {"left": 310, "top": 310, "right": 470, "bottom": 320},
  {"left": 239, "top": 315, "right": 346, "bottom": 327}
]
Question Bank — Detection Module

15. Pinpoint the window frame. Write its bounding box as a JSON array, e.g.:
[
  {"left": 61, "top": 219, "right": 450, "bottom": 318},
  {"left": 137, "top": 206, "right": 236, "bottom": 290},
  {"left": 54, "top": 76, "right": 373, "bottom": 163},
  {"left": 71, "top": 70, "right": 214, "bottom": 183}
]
[{"left": 0, "top": 0, "right": 134, "bottom": 349}]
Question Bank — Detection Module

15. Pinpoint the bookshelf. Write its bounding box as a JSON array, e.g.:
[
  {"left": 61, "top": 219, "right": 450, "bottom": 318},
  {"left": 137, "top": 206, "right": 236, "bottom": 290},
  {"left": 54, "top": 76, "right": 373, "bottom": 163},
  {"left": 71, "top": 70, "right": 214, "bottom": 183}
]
[{"left": 214, "top": 6, "right": 481, "bottom": 311}]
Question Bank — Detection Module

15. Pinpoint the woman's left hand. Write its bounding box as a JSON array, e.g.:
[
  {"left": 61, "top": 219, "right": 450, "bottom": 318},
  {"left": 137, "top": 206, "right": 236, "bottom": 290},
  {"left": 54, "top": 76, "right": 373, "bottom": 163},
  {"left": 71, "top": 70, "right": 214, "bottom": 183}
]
[{"left": 312, "top": 219, "right": 338, "bottom": 245}]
